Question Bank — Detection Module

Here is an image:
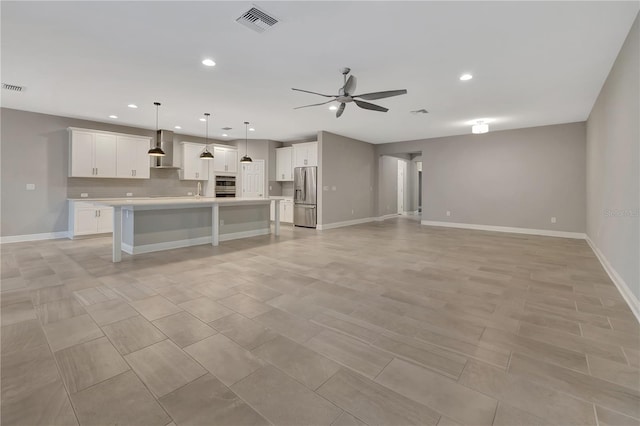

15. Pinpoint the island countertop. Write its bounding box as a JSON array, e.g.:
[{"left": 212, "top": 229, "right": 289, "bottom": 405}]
[{"left": 93, "top": 197, "right": 273, "bottom": 210}]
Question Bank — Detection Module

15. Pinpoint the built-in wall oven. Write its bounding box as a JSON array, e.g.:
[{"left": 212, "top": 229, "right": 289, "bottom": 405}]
[{"left": 215, "top": 176, "right": 236, "bottom": 198}]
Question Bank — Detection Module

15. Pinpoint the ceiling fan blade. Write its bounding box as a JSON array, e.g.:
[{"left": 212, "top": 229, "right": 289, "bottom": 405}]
[
  {"left": 343, "top": 75, "right": 357, "bottom": 95},
  {"left": 354, "top": 89, "right": 407, "bottom": 100},
  {"left": 294, "top": 100, "right": 335, "bottom": 110},
  {"left": 336, "top": 103, "right": 346, "bottom": 118},
  {"left": 353, "top": 99, "right": 388, "bottom": 112},
  {"left": 291, "top": 88, "right": 334, "bottom": 98}
]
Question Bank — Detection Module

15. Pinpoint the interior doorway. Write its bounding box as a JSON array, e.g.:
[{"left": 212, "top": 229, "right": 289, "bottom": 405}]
[
  {"left": 241, "top": 159, "right": 265, "bottom": 198},
  {"left": 397, "top": 160, "right": 406, "bottom": 214}
]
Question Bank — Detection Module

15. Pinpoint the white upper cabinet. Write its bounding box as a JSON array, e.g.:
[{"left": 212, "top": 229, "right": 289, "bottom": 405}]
[
  {"left": 69, "top": 129, "right": 117, "bottom": 177},
  {"left": 293, "top": 142, "right": 318, "bottom": 168},
  {"left": 276, "top": 147, "right": 293, "bottom": 181},
  {"left": 181, "top": 143, "right": 209, "bottom": 180},
  {"left": 116, "top": 136, "right": 151, "bottom": 179},
  {"left": 213, "top": 146, "right": 238, "bottom": 174},
  {"left": 69, "top": 128, "right": 151, "bottom": 179}
]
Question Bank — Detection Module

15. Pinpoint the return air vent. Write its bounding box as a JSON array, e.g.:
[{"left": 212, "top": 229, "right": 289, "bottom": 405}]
[
  {"left": 236, "top": 6, "right": 278, "bottom": 33},
  {"left": 2, "top": 83, "right": 24, "bottom": 92}
]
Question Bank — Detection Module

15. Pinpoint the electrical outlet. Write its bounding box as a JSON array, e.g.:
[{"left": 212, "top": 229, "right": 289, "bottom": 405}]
[
  {"left": 331, "top": 186, "right": 337, "bottom": 191},
  {"left": 446, "top": 211, "right": 451, "bottom": 217},
  {"left": 80, "top": 193, "right": 89, "bottom": 198},
  {"left": 351, "top": 209, "right": 354, "bottom": 215},
  {"left": 26, "top": 183, "right": 35, "bottom": 190},
  {"left": 126, "top": 192, "right": 133, "bottom": 197},
  {"left": 187, "top": 192, "right": 193, "bottom": 196},
  {"left": 551, "top": 217, "right": 557, "bottom": 223},
  {"left": 323, "top": 186, "right": 329, "bottom": 191},
  {"left": 269, "top": 185, "right": 272, "bottom": 191}
]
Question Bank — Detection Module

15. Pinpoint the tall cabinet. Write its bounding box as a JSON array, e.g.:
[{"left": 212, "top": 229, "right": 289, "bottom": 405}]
[{"left": 276, "top": 147, "right": 293, "bottom": 181}]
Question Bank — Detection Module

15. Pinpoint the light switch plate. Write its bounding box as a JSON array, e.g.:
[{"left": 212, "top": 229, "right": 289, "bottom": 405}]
[
  {"left": 187, "top": 192, "right": 193, "bottom": 196},
  {"left": 126, "top": 192, "right": 133, "bottom": 197},
  {"left": 331, "top": 186, "right": 337, "bottom": 191},
  {"left": 26, "top": 184, "right": 35, "bottom": 190}
]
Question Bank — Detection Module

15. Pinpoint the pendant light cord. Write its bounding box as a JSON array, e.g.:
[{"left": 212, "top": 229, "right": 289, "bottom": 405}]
[{"left": 245, "top": 121, "right": 249, "bottom": 156}]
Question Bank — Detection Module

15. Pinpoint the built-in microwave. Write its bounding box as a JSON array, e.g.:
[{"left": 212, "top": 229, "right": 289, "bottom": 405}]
[{"left": 215, "top": 176, "right": 236, "bottom": 198}]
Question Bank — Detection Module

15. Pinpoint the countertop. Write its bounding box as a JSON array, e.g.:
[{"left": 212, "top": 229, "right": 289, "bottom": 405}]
[
  {"left": 69, "top": 196, "right": 293, "bottom": 201},
  {"left": 91, "top": 197, "right": 273, "bottom": 208}
]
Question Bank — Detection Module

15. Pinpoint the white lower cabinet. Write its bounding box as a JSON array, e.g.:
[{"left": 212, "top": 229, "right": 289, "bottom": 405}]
[
  {"left": 68, "top": 201, "right": 113, "bottom": 238},
  {"left": 271, "top": 199, "right": 293, "bottom": 223}
]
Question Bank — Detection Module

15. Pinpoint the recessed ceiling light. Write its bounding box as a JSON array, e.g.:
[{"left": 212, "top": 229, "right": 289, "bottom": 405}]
[
  {"left": 329, "top": 105, "right": 338, "bottom": 111},
  {"left": 109, "top": 115, "right": 118, "bottom": 119},
  {"left": 222, "top": 133, "right": 228, "bottom": 137},
  {"left": 199, "top": 118, "right": 206, "bottom": 122},
  {"left": 174, "top": 126, "right": 182, "bottom": 129},
  {"left": 460, "top": 73, "right": 473, "bottom": 81},
  {"left": 249, "top": 127, "right": 255, "bottom": 132},
  {"left": 202, "top": 58, "right": 216, "bottom": 67},
  {"left": 127, "top": 104, "right": 138, "bottom": 108}
]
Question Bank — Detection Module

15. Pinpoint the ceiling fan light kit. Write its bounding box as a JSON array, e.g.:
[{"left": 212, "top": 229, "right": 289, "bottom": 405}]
[
  {"left": 472, "top": 121, "right": 489, "bottom": 134},
  {"left": 292, "top": 67, "right": 408, "bottom": 118}
]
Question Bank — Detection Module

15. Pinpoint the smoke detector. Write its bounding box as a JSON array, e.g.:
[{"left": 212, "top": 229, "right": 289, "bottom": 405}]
[
  {"left": 236, "top": 6, "right": 279, "bottom": 33},
  {"left": 2, "top": 83, "right": 24, "bottom": 92}
]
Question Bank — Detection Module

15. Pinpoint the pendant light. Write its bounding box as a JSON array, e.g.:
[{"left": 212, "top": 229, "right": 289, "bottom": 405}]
[
  {"left": 240, "top": 121, "right": 252, "bottom": 163},
  {"left": 148, "top": 102, "right": 166, "bottom": 156},
  {"left": 200, "top": 113, "right": 214, "bottom": 159}
]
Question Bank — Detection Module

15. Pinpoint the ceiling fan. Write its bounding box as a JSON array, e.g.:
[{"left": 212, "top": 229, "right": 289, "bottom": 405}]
[{"left": 292, "top": 67, "right": 408, "bottom": 118}]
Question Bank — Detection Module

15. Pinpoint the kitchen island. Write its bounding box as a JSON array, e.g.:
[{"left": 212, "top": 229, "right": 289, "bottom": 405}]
[{"left": 94, "top": 197, "right": 279, "bottom": 262}]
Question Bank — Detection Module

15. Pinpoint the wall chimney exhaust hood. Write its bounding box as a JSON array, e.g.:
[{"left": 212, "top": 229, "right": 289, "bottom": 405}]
[{"left": 152, "top": 130, "right": 180, "bottom": 169}]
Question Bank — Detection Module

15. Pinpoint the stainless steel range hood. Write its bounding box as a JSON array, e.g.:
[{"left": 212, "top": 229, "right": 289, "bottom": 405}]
[{"left": 152, "top": 130, "right": 180, "bottom": 169}]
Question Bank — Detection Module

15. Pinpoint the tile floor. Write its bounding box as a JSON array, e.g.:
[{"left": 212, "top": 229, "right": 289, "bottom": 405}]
[{"left": 1, "top": 218, "right": 639, "bottom": 425}]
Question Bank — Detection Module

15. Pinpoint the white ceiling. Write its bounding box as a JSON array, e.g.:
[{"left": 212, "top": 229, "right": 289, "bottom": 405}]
[{"left": 1, "top": 1, "right": 637, "bottom": 144}]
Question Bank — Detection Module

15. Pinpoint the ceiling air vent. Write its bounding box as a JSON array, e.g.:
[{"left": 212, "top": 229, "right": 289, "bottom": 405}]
[
  {"left": 2, "top": 83, "right": 24, "bottom": 92},
  {"left": 221, "top": 127, "right": 233, "bottom": 131},
  {"left": 410, "top": 109, "right": 429, "bottom": 115},
  {"left": 236, "top": 6, "right": 278, "bottom": 33}
]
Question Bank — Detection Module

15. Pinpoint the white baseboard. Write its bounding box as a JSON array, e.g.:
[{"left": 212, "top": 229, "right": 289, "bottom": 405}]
[
  {"left": 121, "top": 228, "right": 270, "bottom": 255},
  {"left": 585, "top": 236, "right": 640, "bottom": 323},
  {"left": 0, "top": 231, "right": 69, "bottom": 244},
  {"left": 317, "top": 217, "right": 376, "bottom": 231},
  {"left": 420, "top": 220, "right": 586, "bottom": 239},
  {"left": 219, "top": 228, "right": 270, "bottom": 242},
  {"left": 376, "top": 214, "right": 400, "bottom": 222}
]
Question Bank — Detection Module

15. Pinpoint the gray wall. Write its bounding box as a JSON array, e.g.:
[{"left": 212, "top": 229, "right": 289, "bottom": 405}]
[
  {"left": 377, "top": 122, "right": 587, "bottom": 233},
  {"left": 378, "top": 156, "right": 400, "bottom": 216},
  {"left": 586, "top": 14, "right": 639, "bottom": 300},
  {"left": 0, "top": 108, "right": 229, "bottom": 237},
  {"left": 318, "top": 131, "right": 376, "bottom": 225}
]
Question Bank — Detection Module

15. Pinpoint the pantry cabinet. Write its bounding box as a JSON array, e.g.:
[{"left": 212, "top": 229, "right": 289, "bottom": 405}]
[
  {"left": 68, "top": 201, "right": 113, "bottom": 238},
  {"left": 180, "top": 143, "right": 209, "bottom": 180},
  {"left": 293, "top": 141, "right": 318, "bottom": 168},
  {"left": 271, "top": 199, "right": 293, "bottom": 223},
  {"left": 276, "top": 147, "right": 293, "bottom": 181},
  {"left": 213, "top": 146, "right": 238, "bottom": 174}
]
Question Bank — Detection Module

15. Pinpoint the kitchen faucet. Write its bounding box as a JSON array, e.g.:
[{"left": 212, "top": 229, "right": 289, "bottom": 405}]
[{"left": 195, "top": 182, "right": 201, "bottom": 199}]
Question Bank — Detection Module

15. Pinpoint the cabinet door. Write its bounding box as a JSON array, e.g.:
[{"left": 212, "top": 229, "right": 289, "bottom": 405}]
[
  {"left": 116, "top": 136, "right": 135, "bottom": 178},
  {"left": 225, "top": 150, "right": 238, "bottom": 173},
  {"left": 96, "top": 208, "right": 113, "bottom": 233},
  {"left": 75, "top": 208, "right": 98, "bottom": 235},
  {"left": 93, "top": 133, "right": 117, "bottom": 177},
  {"left": 279, "top": 201, "right": 287, "bottom": 223},
  {"left": 306, "top": 142, "right": 318, "bottom": 167},
  {"left": 129, "top": 137, "right": 151, "bottom": 179},
  {"left": 70, "top": 131, "right": 95, "bottom": 177},
  {"left": 213, "top": 147, "right": 227, "bottom": 173},
  {"left": 276, "top": 147, "right": 293, "bottom": 181},
  {"left": 182, "top": 144, "right": 208, "bottom": 180},
  {"left": 293, "top": 144, "right": 307, "bottom": 168}
]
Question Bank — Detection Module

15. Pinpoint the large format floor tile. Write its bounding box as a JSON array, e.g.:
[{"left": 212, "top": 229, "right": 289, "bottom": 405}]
[{"left": 2, "top": 218, "right": 638, "bottom": 426}]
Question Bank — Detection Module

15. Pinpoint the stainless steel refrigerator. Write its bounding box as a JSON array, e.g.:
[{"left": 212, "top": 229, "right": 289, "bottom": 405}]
[{"left": 294, "top": 166, "right": 317, "bottom": 228}]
